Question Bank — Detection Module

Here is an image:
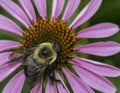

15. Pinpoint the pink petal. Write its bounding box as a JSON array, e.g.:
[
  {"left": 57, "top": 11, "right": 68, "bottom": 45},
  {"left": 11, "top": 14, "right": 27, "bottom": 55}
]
[
  {"left": 0, "top": 15, "right": 23, "bottom": 36},
  {"left": 72, "top": 57, "right": 120, "bottom": 77},
  {"left": 33, "top": 0, "right": 46, "bottom": 19},
  {"left": 73, "top": 65, "right": 117, "bottom": 93},
  {"left": 77, "top": 23, "right": 119, "bottom": 38},
  {"left": 0, "top": 62, "right": 21, "bottom": 82},
  {"left": 31, "top": 80, "right": 42, "bottom": 93},
  {"left": 0, "top": 40, "right": 20, "bottom": 52},
  {"left": 75, "top": 41, "right": 120, "bottom": 56},
  {"left": 31, "top": 83, "right": 40, "bottom": 93},
  {"left": 62, "top": 0, "right": 81, "bottom": 22},
  {"left": 70, "top": 0, "right": 102, "bottom": 29},
  {"left": 52, "top": 0, "right": 65, "bottom": 18},
  {"left": 62, "top": 67, "right": 94, "bottom": 93},
  {"left": 2, "top": 70, "right": 25, "bottom": 93},
  {"left": 45, "top": 78, "right": 57, "bottom": 93},
  {"left": 0, "top": 0, "right": 31, "bottom": 28},
  {"left": 0, "top": 52, "right": 13, "bottom": 65},
  {"left": 55, "top": 71, "right": 70, "bottom": 93},
  {"left": 18, "top": 0, "right": 36, "bottom": 23}
]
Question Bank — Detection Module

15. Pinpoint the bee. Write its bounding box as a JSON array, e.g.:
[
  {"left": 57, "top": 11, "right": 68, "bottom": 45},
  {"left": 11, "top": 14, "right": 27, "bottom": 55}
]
[{"left": 8, "top": 42, "right": 62, "bottom": 88}]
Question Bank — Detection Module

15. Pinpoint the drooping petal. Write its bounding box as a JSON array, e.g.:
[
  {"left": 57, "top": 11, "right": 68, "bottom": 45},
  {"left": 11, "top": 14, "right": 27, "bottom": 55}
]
[
  {"left": 62, "top": 0, "right": 81, "bottom": 22},
  {"left": 62, "top": 67, "right": 94, "bottom": 93},
  {"left": 55, "top": 71, "right": 70, "bottom": 93},
  {"left": 77, "top": 23, "right": 119, "bottom": 38},
  {"left": 0, "top": 0, "right": 31, "bottom": 28},
  {"left": 70, "top": 0, "right": 102, "bottom": 29},
  {"left": 0, "top": 15, "right": 23, "bottom": 36},
  {"left": 72, "top": 57, "right": 120, "bottom": 77},
  {"left": 52, "top": 0, "right": 65, "bottom": 18},
  {"left": 73, "top": 65, "right": 117, "bottom": 93},
  {"left": 0, "top": 40, "right": 20, "bottom": 52},
  {"left": 31, "top": 83, "right": 40, "bottom": 93},
  {"left": 0, "top": 62, "right": 21, "bottom": 82},
  {"left": 33, "top": 0, "right": 47, "bottom": 19},
  {"left": 2, "top": 70, "right": 25, "bottom": 93},
  {"left": 0, "top": 52, "right": 13, "bottom": 65},
  {"left": 45, "top": 78, "right": 57, "bottom": 93},
  {"left": 75, "top": 41, "right": 120, "bottom": 56},
  {"left": 18, "top": 0, "right": 36, "bottom": 22},
  {"left": 31, "top": 80, "right": 42, "bottom": 93}
]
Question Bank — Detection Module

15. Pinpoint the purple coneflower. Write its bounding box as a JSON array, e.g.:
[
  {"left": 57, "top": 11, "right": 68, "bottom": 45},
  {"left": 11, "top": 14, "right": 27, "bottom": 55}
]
[{"left": 0, "top": 0, "right": 120, "bottom": 93}]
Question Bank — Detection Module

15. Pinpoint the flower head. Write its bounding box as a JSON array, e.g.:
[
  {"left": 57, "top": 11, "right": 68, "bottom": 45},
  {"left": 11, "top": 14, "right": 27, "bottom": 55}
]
[{"left": 0, "top": 0, "right": 120, "bottom": 93}]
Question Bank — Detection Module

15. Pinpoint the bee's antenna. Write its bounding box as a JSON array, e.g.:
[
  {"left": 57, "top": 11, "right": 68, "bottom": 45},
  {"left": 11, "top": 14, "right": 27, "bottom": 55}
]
[{"left": 32, "top": 39, "right": 38, "bottom": 47}]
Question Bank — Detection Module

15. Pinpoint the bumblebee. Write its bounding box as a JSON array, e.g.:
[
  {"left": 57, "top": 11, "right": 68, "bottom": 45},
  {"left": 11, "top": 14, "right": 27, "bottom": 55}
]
[{"left": 8, "top": 42, "right": 61, "bottom": 88}]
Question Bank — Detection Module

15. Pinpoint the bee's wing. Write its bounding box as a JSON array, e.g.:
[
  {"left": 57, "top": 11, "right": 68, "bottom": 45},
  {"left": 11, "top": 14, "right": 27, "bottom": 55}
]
[{"left": 5, "top": 47, "right": 36, "bottom": 64}]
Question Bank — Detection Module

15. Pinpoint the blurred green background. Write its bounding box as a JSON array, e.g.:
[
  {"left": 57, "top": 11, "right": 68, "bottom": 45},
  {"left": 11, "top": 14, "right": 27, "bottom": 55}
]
[{"left": 0, "top": 0, "right": 120, "bottom": 93}]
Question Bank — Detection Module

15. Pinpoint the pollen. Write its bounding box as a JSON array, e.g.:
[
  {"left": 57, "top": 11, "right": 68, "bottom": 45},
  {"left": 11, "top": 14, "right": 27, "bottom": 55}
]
[{"left": 19, "top": 17, "right": 76, "bottom": 66}]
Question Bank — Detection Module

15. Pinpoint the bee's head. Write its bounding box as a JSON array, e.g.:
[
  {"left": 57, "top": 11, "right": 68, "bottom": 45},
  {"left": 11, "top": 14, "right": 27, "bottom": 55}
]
[{"left": 33, "top": 42, "right": 60, "bottom": 64}]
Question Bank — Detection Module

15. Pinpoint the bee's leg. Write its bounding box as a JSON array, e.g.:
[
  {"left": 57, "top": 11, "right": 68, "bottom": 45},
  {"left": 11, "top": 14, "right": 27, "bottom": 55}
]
[
  {"left": 47, "top": 64, "right": 60, "bottom": 82},
  {"left": 49, "top": 72, "right": 60, "bottom": 82}
]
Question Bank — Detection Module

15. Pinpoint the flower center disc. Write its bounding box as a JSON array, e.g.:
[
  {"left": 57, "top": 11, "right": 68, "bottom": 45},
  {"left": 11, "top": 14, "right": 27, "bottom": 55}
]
[{"left": 20, "top": 18, "right": 76, "bottom": 66}]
